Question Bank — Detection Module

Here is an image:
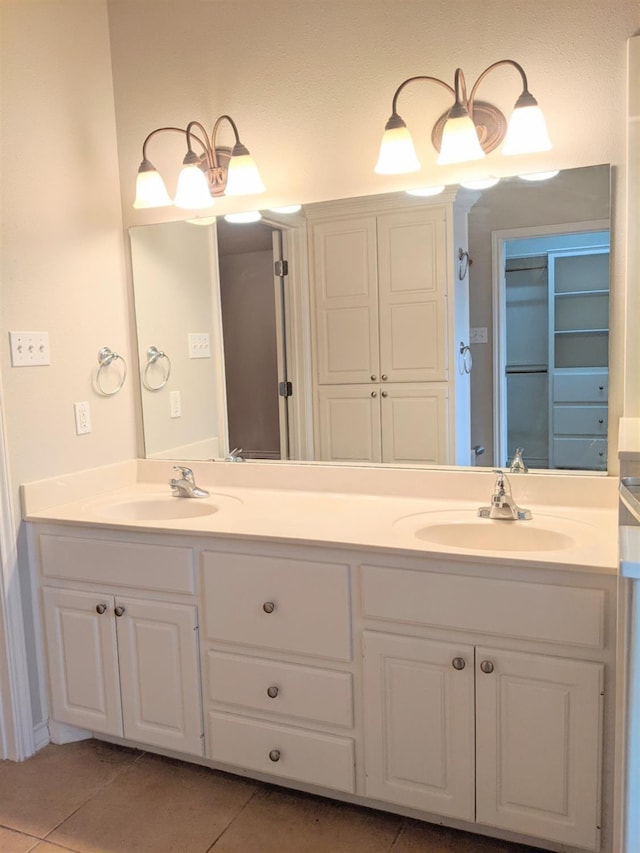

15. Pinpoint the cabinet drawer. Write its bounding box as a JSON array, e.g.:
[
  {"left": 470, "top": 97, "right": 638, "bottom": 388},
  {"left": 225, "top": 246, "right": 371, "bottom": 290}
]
[
  {"left": 361, "top": 566, "right": 605, "bottom": 649},
  {"left": 207, "top": 711, "right": 355, "bottom": 793},
  {"left": 552, "top": 438, "right": 607, "bottom": 470},
  {"left": 201, "top": 551, "right": 351, "bottom": 661},
  {"left": 553, "top": 405, "right": 607, "bottom": 436},
  {"left": 205, "top": 651, "right": 353, "bottom": 728},
  {"left": 553, "top": 372, "right": 608, "bottom": 402},
  {"left": 39, "top": 534, "right": 195, "bottom": 593}
]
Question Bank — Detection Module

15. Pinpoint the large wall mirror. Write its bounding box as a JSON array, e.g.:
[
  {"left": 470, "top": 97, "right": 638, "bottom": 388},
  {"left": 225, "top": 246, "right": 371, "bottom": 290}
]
[{"left": 129, "top": 163, "right": 611, "bottom": 471}]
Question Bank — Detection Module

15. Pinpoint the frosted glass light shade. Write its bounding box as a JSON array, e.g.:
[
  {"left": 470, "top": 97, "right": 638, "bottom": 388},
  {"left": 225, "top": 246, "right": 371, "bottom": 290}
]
[
  {"left": 406, "top": 185, "right": 446, "bottom": 197},
  {"left": 224, "top": 210, "right": 262, "bottom": 223},
  {"left": 375, "top": 125, "right": 421, "bottom": 174},
  {"left": 174, "top": 164, "right": 215, "bottom": 209},
  {"left": 133, "top": 166, "right": 172, "bottom": 209},
  {"left": 502, "top": 104, "right": 552, "bottom": 155},
  {"left": 437, "top": 114, "right": 485, "bottom": 164},
  {"left": 460, "top": 177, "right": 500, "bottom": 189},
  {"left": 225, "top": 153, "right": 266, "bottom": 196}
]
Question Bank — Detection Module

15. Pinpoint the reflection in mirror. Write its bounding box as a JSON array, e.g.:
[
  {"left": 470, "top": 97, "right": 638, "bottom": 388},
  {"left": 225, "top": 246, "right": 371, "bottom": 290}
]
[{"left": 129, "top": 164, "right": 610, "bottom": 471}]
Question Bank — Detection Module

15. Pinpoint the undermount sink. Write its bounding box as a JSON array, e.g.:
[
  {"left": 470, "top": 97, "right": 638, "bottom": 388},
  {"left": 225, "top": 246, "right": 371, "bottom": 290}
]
[
  {"left": 414, "top": 520, "right": 575, "bottom": 552},
  {"left": 394, "top": 509, "right": 590, "bottom": 553},
  {"left": 93, "top": 494, "right": 240, "bottom": 521}
]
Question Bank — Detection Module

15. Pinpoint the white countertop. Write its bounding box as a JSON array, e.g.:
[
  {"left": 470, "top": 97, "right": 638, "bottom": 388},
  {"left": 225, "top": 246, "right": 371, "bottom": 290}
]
[{"left": 21, "top": 459, "right": 619, "bottom": 575}]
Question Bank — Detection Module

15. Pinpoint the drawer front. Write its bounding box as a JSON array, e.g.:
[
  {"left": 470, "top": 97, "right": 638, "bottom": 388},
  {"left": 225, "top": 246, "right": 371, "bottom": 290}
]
[
  {"left": 554, "top": 371, "right": 608, "bottom": 402},
  {"left": 553, "top": 405, "right": 607, "bottom": 436},
  {"left": 39, "top": 534, "right": 195, "bottom": 593},
  {"left": 361, "top": 566, "right": 605, "bottom": 649},
  {"left": 552, "top": 437, "right": 607, "bottom": 470},
  {"left": 205, "top": 651, "right": 353, "bottom": 728},
  {"left": 202, "top": 551, "right": 351, "bottom": 661},
  {"left": 207, "top": 711, "right": 355, "bottom": 793}
]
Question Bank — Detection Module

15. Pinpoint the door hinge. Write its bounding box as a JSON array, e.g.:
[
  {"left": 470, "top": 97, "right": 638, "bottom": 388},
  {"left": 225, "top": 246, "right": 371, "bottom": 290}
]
[
  {"left": 278, "top": 381, "right": 293, "bottom": 398},
  {"left": 274, "top": 259, "right": 289, "bottom": 277}
]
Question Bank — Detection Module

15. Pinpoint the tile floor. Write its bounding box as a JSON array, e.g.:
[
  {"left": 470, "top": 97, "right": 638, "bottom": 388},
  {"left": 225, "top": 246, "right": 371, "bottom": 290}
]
[{"left": 0, "top": 740, "right": 546, "bottom": 852}]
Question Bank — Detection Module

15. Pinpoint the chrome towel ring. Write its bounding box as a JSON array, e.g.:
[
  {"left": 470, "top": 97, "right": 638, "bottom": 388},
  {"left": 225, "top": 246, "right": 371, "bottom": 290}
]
[
  {"left": 96, "top": 346, "right": 127, "bottom": 396},
  {"left": 458, "top": 341, "right": 473, "bottom": 375},
  {"left": 142, "top": 345, "right": 172, "bottom": 391}
]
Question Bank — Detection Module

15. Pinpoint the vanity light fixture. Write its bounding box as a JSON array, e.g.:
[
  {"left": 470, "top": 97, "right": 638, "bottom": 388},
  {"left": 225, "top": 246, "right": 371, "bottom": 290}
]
[
  {"left": 375, "top": 60, "right": 552, "bottom": 174},
  {"left": 133, "top": 115, "right": 265, "bottom": 210},
  {"left": 269, "top": 204, "right": 303, "bottom": 214}
]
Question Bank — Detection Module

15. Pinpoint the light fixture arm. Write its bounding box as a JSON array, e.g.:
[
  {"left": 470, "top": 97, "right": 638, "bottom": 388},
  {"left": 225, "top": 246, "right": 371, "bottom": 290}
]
[
  {"left": 389, "top": 74, "right": 456, "bottom": 120},
  {"left": 467, "top": 59, "right": 535, "bottom": 114}
]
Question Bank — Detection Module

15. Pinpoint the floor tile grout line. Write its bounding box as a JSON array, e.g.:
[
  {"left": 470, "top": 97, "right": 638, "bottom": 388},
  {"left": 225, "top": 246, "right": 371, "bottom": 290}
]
[
  {"left": 204, "top": 782, "right": 267, "bottom": 851},
  {"left": 39, "top": 745, "right": 146, "bottom": 845},
  {"left": 388, "top": 820, "right": 404, "bottom": 850}
]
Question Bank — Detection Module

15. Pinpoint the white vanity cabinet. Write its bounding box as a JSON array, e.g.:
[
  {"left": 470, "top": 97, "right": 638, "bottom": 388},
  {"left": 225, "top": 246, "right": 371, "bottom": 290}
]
[
  {"left": 307, "top": 194, "right": 472, "bottom": 465},
  {"left": 199, "top": 547, "right": 356, "bottom": 793},
  {"left": 360, "top": 562, "right": 609, "bottom": 851},
  {"left": 37, "top": 531, "right": 203, "bottom": 756}
]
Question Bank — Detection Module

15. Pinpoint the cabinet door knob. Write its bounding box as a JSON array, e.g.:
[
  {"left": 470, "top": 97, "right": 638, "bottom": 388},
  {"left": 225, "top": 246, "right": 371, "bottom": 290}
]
[
  {"left": 114, "top": 605, "right": 126, "bottom": 617},
  {"left": 95, "top": 603, "right": 107, "bottom": 615},
  {"left": 370, "top": 375, "right": 377, "bottom": 381},
  {"left": 598, "top": 385, "right": 604, "bottom": 391},
  {"left": 452, "top": 657, "right": 466, "bottom": 670},
  {"left": 598, "top": 419, "right": 604, "bottom": 424},
  {"left": 381, "top": 374, "right": 388, "bottom": 381},
  {"left": 263, "top": 601, "right": 275, "bottom": 614},
  {"left": 371, "top": 391, "right": 377, "bottom": 398},
  {"left": 267, "top": 685, "right": 279, "bottom": 699},
  {"left": 269, "top": 749, "right": 281, "bottom": 762},
  {"left": 480, "top": 660, "right": 494, "bottom": 674}
]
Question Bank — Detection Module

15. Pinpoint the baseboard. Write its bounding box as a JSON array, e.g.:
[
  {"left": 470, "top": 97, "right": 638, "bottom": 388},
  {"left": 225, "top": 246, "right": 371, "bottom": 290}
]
[{"left": 33, "top": 720, "right": 50, "bottom": 752}]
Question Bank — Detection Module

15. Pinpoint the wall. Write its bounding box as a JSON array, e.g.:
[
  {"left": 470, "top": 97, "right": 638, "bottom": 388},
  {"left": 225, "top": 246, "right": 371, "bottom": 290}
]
[{"left": 0, "top": 0, "right": 136, "bottom": 731}]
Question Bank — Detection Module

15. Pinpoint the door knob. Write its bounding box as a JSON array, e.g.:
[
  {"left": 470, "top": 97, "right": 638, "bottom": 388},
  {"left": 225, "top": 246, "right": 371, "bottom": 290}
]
[
  {"left": 114, "top": 605, "right": 126, "bottom": 617},
  {"left": 267, "top": 685, "right": 279, "bottom": 699},
  {"left": 269, "top": 749, "right": 281, "bottom": 762},
  {"left": 263, "top": 601, "right": 275, "bottom": 614},
  {"left": 480, "top": 660, "right": 494, "bottom": 674},
  {"left": 452, "top": 657, "right": 466, "bottom": 670},
  {"left": 95, "top": 603, "right": 107, "bottom": 615}
]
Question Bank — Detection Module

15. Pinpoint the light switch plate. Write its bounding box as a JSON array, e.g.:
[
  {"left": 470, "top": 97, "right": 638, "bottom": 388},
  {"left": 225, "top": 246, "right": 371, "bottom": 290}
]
[
  {"left": 10, "top": 331, "right": 50, "bottom": 366},
  {"left": 188, "top": 332, "right": 211, "bottom": 359},
  {"left": 469, "top": 327, "right": 488, "bottom": 344}
]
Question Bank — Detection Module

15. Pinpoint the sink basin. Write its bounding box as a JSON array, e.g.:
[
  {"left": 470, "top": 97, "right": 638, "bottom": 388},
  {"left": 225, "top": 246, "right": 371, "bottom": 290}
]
[
  {"left": 393, "top": 508, "right": 593, "bottom": 553},
  {"left": 414, "top": 521, "right": 575, "bottom": 552},
  {"left": 99, "top": 497, "right": 219, "bottom": 521}
]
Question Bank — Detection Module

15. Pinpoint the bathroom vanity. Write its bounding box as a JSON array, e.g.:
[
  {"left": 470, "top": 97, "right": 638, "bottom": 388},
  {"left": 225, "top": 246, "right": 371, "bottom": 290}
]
[{"left": 22, "top": 460, "right": 619, "bottom": 853}]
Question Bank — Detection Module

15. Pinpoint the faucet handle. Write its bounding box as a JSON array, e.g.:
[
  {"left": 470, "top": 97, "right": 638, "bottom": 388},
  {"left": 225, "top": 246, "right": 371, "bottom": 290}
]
[{"left": 173, "top": 465, "right": 194, "bottom": 482}]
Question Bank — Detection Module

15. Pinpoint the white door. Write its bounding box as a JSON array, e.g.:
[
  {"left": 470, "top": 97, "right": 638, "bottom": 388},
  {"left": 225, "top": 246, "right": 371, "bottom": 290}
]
[
  {"left": 42, "top": 587, "right": 122, "bottom": 736},
  {"left": 312, "top": 217, "right": 379, "bottom": 384},
  {"left": 377, "top": 208, "right": 448, "bottom": 383},
  {"left": 362, "top": 632, "right": 475, "bottom": 820},
  {"left": 380, "top": 384, "right": 448, "bottom": 464},
  {"left": 316, "top": 385, "right": 382, "bottom": 462},
  {"left": 475, "top": 647, "right": 603, "bottom": 850},
  {"left": 115, "top": 597, "right": 203, "bottom": 756}
]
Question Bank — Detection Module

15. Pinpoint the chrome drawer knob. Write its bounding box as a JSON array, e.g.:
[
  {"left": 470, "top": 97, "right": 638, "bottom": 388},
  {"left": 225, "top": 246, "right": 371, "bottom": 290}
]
[
  {"left": 480, "top": 660, "right": 494, "bottom": 674},
  {"left": 370, "top": 375, "right": 377, "bottom": 381},
  {"left": 95, "top": 603, "right": 107, "bottom": 615},
  {"left": 269, "top": 749, "right": 281, "bottom": 762},
  {"left": 262, "top": 601, "right": 275, "bottom": 614},
  {"left": 452, "top": 657, "right": 466, "bottom": 670},
  {"left": 381, "top": 374, "right": 388, "bottom": 381},
  {"left": 381, "top": 391, "right": 388, "bottom": 398},
  {"left": 114, "top": 605, "right": 126, "bottom": 617},
  {"left": 267, "top": 685, "right": 279, "bottom": 699}
]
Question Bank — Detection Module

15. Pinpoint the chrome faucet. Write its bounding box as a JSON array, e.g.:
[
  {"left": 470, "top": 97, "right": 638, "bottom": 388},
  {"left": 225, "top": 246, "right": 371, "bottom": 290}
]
[
  {"left": 169, "top": 466, "right": 210, "bottom": 498},
  {"left": 225, "top": 447, "right": 245, "bottom": 463},
  {"left": 478, "top": 469, "right": 532, "bottom": 521},
  {"left": 508, "top": 447, "right": 528, "bottom": 473}
]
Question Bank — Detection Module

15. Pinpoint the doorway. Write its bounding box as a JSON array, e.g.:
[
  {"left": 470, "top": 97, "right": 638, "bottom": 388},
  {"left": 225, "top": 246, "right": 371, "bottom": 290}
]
[
  {"left": 216, "top": 219, "right": 290, "bottom": 460},
  {"left": 494, "top": 223, "right": 610, "bottom": 470}
]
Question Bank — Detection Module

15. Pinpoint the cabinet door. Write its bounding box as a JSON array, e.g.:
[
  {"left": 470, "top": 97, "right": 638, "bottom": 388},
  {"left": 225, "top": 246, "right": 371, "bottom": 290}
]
[
  {"left": 377, "top": 208, "right": 448, "bottom": 382},
  {"left": 475, "top": 647, "right": 603, "bottom": 851},
  {"left": 42, "top": 587, "right": 122, "bottom": 736},
  {"left": 316, "top": 384, "right": 382, "bottom": 462},
  {"left": 362, "top": 632, "right": 475, "bottom": 820},
  {"left": 380, "top": 383, "right": 448, "bottom": 464},
  {"left": 312, "top": 217, "right": 379, "bottom": 384},
  {"left": 115, "top": 597, "right": 203, "bottom": 756}
]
